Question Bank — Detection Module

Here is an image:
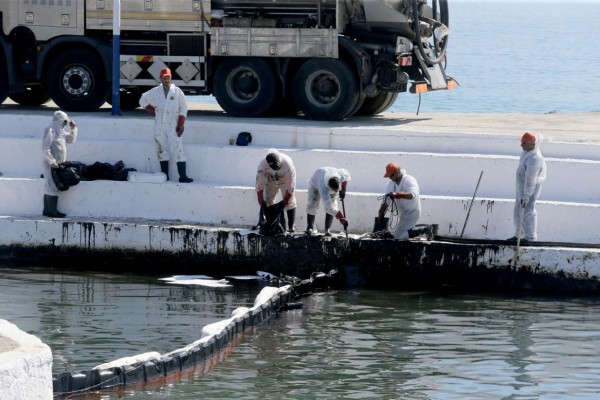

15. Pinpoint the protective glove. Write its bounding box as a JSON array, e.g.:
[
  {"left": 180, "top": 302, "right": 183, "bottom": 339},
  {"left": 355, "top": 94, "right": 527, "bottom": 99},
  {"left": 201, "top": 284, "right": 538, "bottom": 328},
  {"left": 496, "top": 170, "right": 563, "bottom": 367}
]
[
  {"left": 336, "top": 211, "right": 348, "bottom": 228},
  {"left": 283, "top": 191, "right": 291, "bottom": 207},
  {"left": 257, "top": 190, "right": 265, "bottom": 206},
  {"left": 145, "top": 105, "right": 156, "bottom": 116},
  {"left": 340, "top": 181, "right": 347, "bottom": 200},
  {"left": 176, "top": 115, "right": 185, "bottom": 136},
  {"left": 520, "top": 198, "right": 529, "bottom": 207}
]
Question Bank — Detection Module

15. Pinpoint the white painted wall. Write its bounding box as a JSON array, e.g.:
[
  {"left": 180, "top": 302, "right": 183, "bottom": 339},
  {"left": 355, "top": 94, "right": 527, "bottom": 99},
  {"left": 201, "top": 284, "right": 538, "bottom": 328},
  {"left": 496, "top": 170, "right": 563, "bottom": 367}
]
[{"left": 1, "top": 112, "right": 600, "bottom": 242}]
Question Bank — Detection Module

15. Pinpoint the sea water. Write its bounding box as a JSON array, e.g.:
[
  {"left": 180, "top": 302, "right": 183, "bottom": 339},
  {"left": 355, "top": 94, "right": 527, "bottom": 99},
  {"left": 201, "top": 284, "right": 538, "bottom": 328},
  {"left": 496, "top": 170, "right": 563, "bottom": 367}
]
[
  {"left": 189, "top": 0, "right": 600, "bottom": 115},
  {"left": 3, "top": 267, "right": 600, "bottom": 399}
]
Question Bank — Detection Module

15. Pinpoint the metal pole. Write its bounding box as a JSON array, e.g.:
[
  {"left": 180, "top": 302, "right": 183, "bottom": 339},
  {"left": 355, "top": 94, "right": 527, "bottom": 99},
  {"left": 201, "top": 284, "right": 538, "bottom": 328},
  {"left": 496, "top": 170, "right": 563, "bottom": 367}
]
[
  {"left": 111, "top": 0, "right": 123, "bottom": 116},
  {"left": 460, "top": 170, "right": 484, "bottom": 238}
]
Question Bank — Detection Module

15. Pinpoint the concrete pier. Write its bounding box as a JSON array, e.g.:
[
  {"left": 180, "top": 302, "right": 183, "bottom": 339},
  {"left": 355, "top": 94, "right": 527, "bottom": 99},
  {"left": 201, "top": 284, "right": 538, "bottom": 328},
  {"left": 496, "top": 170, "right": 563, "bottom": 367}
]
[
  {"left": 1, "top": 103, "right": 600, "bottom": 290},
  {"left": 0, "top": 320, "right": 53, "bottom": 400}
]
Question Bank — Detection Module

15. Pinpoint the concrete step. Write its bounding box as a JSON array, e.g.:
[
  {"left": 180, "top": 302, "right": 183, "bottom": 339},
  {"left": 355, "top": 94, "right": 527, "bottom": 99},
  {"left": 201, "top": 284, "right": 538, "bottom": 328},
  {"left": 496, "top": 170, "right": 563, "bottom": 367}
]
[
  {"left": 3, "top": 112, "right": 600, "bottom": 159},
  {"left": 3, "top": 138, "right": 600, "bottom": 203},
  {"left": 1, "top": 178, "right": 599, "bottom": 243}
]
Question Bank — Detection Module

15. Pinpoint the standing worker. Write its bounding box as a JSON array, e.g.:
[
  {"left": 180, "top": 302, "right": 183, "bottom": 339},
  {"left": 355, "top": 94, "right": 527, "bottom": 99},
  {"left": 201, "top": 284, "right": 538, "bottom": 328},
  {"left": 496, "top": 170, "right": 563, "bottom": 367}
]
[
  {"left": 377, "top": 162, "right": 431, "bottom": 240},
  {"left": 42, "top": 110, "right": 77, "bottom": 218},
  {"left": 306, "top": 167, "right": 350, "bottom": 236},
  {"left": 139, "top": 67, "right": 193, "bottom": 183},
  {"left": 255, "top": 149, "right": 297, "bottom": 232},
  {"left": 509, "top": 132, "right": 547, "bottom": 242}
]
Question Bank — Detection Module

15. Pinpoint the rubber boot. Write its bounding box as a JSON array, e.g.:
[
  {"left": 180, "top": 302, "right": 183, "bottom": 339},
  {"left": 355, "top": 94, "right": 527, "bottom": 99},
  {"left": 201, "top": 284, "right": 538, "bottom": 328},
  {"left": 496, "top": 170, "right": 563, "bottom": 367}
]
[
  {"left": 43, "top": 195, "right": 66, "bottom": 218},
  {"left": 42, "top": 195, "right": 50, "bottom": 216},
  {"left": 324, "top": 213, "right": 334, "bottom": 236},
  {"left": 160, "top": 161, "right": 169, "bottom": 181},
  {"left": 305, "top": 214, "right": 315, "bottom": 235},
  {"left": 177, "top": 162, "right": 193, "bottom": 183},
  {"left": 287, "top": 208, "right": 296, "bottom": 232}
]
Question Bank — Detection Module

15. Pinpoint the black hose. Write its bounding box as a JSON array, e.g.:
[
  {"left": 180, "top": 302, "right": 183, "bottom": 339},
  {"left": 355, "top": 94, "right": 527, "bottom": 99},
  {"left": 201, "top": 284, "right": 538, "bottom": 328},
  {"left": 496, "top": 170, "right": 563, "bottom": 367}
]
[{"left": 412, "top": 0, "right": 449, "bottom": 65}]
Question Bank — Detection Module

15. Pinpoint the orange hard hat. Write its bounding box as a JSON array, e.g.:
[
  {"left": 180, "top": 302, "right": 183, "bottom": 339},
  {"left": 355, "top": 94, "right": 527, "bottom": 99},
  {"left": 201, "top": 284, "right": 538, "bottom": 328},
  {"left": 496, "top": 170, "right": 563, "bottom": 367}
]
[
  {"left": 384, "top": 162, "right": 400, "bottom": 178},
  {"left": 520, "top": 132, "right": 536, "bottom": 143},
  {"left": 159, "top": 68, "right": 172, "bottom": 77}
]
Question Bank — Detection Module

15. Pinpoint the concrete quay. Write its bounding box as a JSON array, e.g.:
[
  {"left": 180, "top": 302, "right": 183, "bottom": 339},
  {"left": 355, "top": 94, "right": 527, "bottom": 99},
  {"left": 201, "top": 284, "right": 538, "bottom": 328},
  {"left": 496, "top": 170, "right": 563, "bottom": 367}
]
[
  {"left": 0, "top": 320, "right": 53, "bottom": 400},
  {"left": 1, "top": 103, "right": 600, "bottom": 291}
]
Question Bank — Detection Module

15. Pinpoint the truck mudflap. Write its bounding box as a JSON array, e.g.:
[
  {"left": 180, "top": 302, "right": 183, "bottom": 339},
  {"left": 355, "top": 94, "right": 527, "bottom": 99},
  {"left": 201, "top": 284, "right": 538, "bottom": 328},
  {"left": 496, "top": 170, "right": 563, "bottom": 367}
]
[{"left": 409, "top": 48, "right": 458, "bottom": 94}]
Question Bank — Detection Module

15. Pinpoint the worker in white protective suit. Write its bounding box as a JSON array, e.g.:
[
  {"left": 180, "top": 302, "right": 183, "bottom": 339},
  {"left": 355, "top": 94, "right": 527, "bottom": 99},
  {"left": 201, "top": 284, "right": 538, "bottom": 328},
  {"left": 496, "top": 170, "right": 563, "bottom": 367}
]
[
  {"left": 42, "top": 110, "right": 77, "bottom": 218},
  {"left": 377, "top": 162, "right": 431, "bottom": 241},
  {"left": 255, "top": 149, "right": 297, "bottom": 232},
  {"left": 509, "top": 132, "right": 547, "bottom": 242},
  {"left": 139, "top": 67, "right": 193, "bottom": 183},
  {"left": 306, "top": 167, "right": 350, "bottom": 236}
]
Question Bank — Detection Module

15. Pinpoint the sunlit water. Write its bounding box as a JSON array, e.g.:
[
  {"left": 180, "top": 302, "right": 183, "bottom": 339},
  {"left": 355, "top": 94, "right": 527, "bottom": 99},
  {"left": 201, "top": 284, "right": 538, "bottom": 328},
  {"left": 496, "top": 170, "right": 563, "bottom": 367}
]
[{"left": 2, "top": 266, "right": 600, "bottom": 399}]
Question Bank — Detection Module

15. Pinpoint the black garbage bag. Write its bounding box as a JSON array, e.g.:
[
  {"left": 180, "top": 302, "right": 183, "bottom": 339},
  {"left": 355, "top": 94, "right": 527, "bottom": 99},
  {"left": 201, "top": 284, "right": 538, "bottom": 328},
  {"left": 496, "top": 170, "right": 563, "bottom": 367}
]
[
  {"left": 51, "top": 162, "right": 84, "bottom": 191},
  {"left": 258, "top": 201, "right": 286, "bottom": 236},
  {"left": 85, "top": 160, "right": 135, "bottom": 181}
]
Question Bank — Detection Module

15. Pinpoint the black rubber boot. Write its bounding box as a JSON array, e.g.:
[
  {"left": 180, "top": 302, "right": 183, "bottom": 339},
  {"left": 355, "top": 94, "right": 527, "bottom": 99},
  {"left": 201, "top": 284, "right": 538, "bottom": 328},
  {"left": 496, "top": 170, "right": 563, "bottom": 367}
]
[
  {"left": 42, "top": 195, "right": 50, "bottom": 216},
  {"left": 43, "top": 195, "right": 66, "bottom": 218},
  {"left": 287, "top": 208, "right": 296, "bottom": 232},
  {"left": 177, "top": 162, "right": 193, "bottom": 183},
  {"left": 160, "top": 161, "right": 169, "bottom": 181},
  {"left": 305, "top": 214, "right": 315, "bottom": 235},
  {"left": 324, "top": 213, "right": 334, "bottom": 236}
]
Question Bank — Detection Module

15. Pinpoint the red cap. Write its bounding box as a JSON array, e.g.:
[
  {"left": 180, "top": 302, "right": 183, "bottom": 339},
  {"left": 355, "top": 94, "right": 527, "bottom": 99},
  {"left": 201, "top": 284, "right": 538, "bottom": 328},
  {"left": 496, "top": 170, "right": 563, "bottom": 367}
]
[
  {"left": 159, "top": 68, "right": 172, "bottom": 77},
  {"left": 384, "top": 162, "right": 399, "bottom": 178},
  {"left": 520, "top": 132, "right": 536, "bottom": 143}
]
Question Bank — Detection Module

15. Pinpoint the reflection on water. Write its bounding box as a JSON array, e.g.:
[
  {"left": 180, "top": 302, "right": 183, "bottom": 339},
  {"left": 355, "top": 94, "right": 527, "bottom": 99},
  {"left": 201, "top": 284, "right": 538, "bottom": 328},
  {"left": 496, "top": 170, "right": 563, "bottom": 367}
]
[
  {"left": 2, "top": 266, "right": 600, "bottom": 399},
  {"left": 0, "top": 266, "right": 264, "bottom": 372}
]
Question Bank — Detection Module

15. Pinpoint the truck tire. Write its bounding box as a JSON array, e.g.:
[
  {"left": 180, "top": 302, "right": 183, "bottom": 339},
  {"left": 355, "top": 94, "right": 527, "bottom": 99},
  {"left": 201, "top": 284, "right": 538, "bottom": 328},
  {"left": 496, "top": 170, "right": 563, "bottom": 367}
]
[
  {"left": 9, "top": 86, "right": 51, "bottom": 106},
  {"left": 213, "top": 59, "right": 277, "bottom": 117},
  {"left": 46, "top": 49, "right": 109, "bottom": 112},
  {"left": 293, "top": 59, "right": 359, "bottom": 121},
  {"left": 0, "top": 52, "right": 8, "bottom": 104},
  {"left": 356, "top": 92, "right": 398, "bottom": 116}
]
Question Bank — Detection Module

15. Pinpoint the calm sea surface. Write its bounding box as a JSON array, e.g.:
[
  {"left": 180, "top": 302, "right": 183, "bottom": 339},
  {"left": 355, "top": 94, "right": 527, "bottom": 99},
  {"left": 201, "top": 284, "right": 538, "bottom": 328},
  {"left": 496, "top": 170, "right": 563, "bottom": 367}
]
[
  {"left": 2, "top": 266, "right": 600, "bottom": 399},
  {"left": 189, "top": 1, "right": 600, "bottom": 115}
]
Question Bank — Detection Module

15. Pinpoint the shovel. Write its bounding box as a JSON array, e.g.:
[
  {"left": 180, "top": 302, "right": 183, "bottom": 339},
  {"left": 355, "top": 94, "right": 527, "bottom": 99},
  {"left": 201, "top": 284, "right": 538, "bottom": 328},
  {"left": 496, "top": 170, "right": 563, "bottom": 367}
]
[{"left": 341, "top": 198, "right": 348, "bottom": 239}]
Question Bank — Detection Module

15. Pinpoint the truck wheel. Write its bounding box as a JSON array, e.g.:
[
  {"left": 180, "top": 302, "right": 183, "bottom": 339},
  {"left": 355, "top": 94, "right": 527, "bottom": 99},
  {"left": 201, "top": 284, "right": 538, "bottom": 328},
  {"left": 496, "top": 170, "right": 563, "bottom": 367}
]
[
  {"left": 46, "top": 49, "right": 109, "bottom": 112},
  {"left": 293, "top": 59, "right": 359, "bottom": 121},
  {"left": 9, "top": 86, "right": 51, "bottom": 106},
  {"left": 356, "top": 92, "right": 398, "bottom": 116},
  {"left": 0, "top": 52, "right": 8, "bottom": 104},
  {"left": 213, "top": 59, "right": 277, "bottom": 117}
]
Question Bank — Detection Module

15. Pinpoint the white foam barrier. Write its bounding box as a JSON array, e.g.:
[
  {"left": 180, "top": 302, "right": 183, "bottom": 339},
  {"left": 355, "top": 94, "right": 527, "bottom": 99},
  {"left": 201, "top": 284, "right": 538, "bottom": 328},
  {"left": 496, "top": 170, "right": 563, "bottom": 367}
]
[{"left": 52, "top": 286, "right": 292, "bottom": 396}]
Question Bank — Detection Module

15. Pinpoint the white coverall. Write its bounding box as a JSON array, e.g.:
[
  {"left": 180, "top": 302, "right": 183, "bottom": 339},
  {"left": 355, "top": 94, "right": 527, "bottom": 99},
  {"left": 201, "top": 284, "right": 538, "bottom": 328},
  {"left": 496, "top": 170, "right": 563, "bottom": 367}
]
[
  {"left": 383, "top": 169, "right": 421, "bottom": 241},
  {"left": 514, "top": 139, "right": 547, "bottom": 241},
  {"left": 255, "top": 152, "right": 297, "bottom": 210},
  {"left": 306, "top": 167, "right": 351, "bottom": 216},
  {"left": 139, "top": 83, "right": 188, "bottom": 162},
  {"left": 42, "top": 111, "right": 78, "bottom": 195}
]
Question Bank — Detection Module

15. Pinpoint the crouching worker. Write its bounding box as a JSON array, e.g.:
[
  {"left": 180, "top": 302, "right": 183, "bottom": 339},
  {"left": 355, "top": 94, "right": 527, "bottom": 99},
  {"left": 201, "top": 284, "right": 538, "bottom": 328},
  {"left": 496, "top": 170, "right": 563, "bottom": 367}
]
[
  {"left": 42, "top": 111, "right": 77, "bottom": 218},
  {"left": 306, "top": 167, "right": 350, "bottom": 236},
  {"left": 377, "top": 162, "right": 431, "bottom": 240},
  {"left": 255, "top": 149, "right": 297, "bottom": 232}
]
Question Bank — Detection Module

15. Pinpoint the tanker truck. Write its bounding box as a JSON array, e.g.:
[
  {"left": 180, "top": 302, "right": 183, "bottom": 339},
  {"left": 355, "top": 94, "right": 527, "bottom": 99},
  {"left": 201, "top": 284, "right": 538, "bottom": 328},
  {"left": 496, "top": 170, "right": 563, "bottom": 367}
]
[{"left": 0, "top": 0, "right": 456, "bottom": 120}]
